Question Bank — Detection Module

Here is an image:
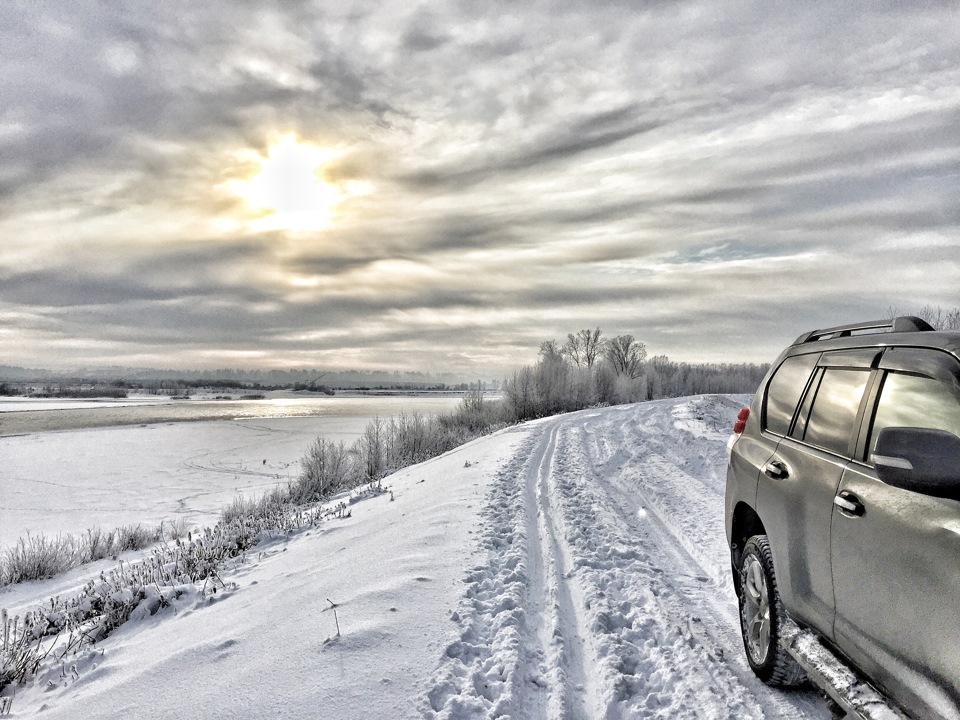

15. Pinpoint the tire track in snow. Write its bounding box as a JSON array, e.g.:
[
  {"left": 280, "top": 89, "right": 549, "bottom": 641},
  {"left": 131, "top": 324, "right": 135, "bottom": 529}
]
[
  {"left": 542, "top": 415, "right": 764, "bottom": 719},
  {"left": 423, "top": 423, "right": 597, "bottom": 720},
  {"left": 577, "top": 402, "right": 821, "bottom": 719},
  {"left": 423, "top": 398, "right": 831, "bottom": 719},
  {"left": 523, "top": 422, "right": 594, "bottom": 719}
]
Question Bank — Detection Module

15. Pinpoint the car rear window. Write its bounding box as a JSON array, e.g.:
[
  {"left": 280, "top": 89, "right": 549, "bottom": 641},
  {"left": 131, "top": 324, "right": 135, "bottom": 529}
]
[
  {"left": 803, "top": 368, "right": 870, "bottom": 456},
  {"left": 764, "top": 353, "right": 818, "bottom": 435}
]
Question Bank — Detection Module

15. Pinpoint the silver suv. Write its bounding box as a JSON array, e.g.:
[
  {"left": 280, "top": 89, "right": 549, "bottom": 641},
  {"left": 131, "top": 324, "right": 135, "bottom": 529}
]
[{"left": 725, "top": 317, "right": 960, "bottom": 720}]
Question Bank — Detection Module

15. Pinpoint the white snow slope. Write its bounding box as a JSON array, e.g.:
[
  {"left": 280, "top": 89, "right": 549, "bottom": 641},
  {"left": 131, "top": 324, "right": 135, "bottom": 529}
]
[{"left": 1, "top": 396, "right": 833, "bottom": 719}]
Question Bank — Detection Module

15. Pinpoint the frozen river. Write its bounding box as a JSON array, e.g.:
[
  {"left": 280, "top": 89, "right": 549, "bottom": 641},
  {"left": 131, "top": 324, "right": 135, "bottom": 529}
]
[
  {"left": 0, "top": 395, "right": 463, "bottom": 549},
  {"left": 0, "top": 394, "right": 463, "bottom": 435}
]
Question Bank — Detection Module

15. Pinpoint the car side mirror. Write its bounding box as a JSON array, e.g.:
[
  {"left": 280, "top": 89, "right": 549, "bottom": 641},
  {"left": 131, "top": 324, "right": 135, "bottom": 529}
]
[{"left": 873, "top": 427, "right": 960, "bottom": 501}]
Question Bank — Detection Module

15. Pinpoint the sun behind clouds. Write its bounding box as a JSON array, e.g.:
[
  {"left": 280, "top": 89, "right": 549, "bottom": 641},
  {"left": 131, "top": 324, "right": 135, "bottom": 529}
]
[{"left": 227, "top": 134, "right": 361, "bottom": 232}]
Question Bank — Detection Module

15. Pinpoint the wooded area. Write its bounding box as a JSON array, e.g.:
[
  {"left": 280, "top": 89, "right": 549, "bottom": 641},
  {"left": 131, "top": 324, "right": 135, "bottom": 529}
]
[{"left": 502, "top": 328, "right": 769, "bottom": 422}]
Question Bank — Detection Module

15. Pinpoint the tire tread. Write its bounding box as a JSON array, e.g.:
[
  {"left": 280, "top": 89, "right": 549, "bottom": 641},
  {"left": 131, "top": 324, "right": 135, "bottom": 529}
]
[{"left": 739, "top": 534, "right": 806, "bottom": 687}]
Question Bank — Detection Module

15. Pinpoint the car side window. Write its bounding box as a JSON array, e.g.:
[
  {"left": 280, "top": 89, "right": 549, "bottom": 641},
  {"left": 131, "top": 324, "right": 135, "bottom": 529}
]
[
  {"left": 764, "top": 353, "right": 818, "bottom": 435},
  {"left": 802, "top": 368, "right": 870, "bottom": 456},
  {"left": 868, "top": 372, "right": 960, "bottom": 458}
]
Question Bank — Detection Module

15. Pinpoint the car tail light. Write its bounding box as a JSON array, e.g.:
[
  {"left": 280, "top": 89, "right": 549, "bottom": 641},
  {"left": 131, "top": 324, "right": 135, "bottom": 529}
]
[{"left": 733, "top": 407, "right": 750, "bottom": 434}]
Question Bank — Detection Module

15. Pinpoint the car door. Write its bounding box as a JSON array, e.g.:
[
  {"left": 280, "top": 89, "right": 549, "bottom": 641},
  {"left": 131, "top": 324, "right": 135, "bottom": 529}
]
[
  {"left": 831, "top": 349, "right": 960, "bottom": 720},
  {"left": 757, "top": 349, "right": 877, "bottom": 636}
]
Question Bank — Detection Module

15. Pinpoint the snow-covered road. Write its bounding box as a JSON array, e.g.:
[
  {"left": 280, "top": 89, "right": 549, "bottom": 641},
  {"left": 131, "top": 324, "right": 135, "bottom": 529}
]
[{"left": 426, "top": 396, "right": 830, "bottom": 719}]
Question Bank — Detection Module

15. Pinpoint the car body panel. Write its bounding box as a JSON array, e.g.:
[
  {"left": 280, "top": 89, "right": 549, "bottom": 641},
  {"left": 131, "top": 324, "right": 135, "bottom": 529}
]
[
  {"left": 757, "top": 437, "right": 846, "bottom": 635},
  {"left": 832, "top": 463, "right": 960, "bottom": 720}
]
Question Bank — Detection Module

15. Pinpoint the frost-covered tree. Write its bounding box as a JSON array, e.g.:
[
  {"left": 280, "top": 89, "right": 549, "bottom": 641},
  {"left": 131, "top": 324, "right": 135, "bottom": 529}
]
[
  {"left": 888, "top": 305, "right": 960, "bottom": 330},
  {"left": 536, "top": 342, "right": 570, "bottom": 415},
  {"left": 358, "top": 416, "right": 386, "bottom": 481},
  {"left": 504, "top": 367, "right": 538, "bottom": 421},
  {"left": 605, "top": 335, "right": 647, "bottom": 379},
  {"left": 539, "top": 340, "right": 562, "bottom": 360},
  {"left": 503, "top": 328, "right": 769, "bottom": 418},
  {"left": 563, "top": 328, "right": 605, "bottom": 369}
]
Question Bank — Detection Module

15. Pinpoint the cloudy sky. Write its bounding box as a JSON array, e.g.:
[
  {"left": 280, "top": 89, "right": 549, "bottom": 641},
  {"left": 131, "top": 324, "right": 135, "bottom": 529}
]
[{"left": 1, "top": 1, "right": 958, "bottom": 375}]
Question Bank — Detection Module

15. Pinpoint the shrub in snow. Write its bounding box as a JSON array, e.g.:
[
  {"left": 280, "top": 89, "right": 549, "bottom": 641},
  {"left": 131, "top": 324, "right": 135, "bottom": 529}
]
[
  {"left": 0, "top": 534, "right": 78, "bottom": 585},
  {"left": 161, "top": 517, "right": 191, "bottom": 542},
  {"left": 296, "top": 437, "right": 351, "bottom": 502},
  {"left": 0, "top": 486, "right": 359, "bottom": 694},
  {"left": 0, "top": 525, "right": 160, "bottom": 587},
  {"left": 288, "top": 394, "right": 508, "bottom": 507}
]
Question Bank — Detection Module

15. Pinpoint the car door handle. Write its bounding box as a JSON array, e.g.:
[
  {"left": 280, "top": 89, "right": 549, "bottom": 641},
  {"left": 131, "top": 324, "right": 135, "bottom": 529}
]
[
  {"left": 763, "top": 461, "right": 789, "bottom": 480},
  {"left": 834, "top": 491, "right": 865, "bottom": 517}
]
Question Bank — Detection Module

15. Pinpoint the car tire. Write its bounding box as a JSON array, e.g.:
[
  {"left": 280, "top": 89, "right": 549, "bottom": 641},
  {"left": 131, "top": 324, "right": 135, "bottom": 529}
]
[{"left": 738, "top": 534, "right": 806, "bottom": 686}]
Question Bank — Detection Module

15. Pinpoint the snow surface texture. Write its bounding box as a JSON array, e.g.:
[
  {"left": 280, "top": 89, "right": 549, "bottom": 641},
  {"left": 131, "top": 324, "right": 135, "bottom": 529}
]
[{"left": 2, "top": 396, "right": 835, "bottom": 719}]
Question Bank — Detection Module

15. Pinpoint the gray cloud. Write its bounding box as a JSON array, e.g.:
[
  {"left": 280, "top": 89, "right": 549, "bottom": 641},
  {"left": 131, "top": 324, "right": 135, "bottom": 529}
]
[
  {"left": 0, "top": 0, "right": 958, "bottom": 374},
  {"left": 0, "top": 270, "right": 183, "bottom": 307},
  {"left": 400, "top": 105, "right": 665, "bottom": 190},
  {"left": 401, "top": 9, "right": 451, "bottom": 53}
]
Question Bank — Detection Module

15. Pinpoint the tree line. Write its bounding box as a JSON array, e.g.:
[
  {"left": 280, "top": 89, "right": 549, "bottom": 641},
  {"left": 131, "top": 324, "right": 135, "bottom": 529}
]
[
  {"left": 502, "top": 328, "right": 768, "bottom": 422},
  {"left": 888, "top": 305, "right": 960, "bottom": 331}
]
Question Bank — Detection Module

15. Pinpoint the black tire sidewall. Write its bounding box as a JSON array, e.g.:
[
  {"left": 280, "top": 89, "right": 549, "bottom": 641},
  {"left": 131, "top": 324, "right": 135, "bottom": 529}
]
[{"left": 738, "top": 535, "right": 780, "bottom": 680}]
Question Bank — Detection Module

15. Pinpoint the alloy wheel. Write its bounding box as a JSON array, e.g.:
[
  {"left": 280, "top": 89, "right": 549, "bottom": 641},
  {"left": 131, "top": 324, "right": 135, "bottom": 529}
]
[{"left": 742, "top": 553, "right": 771, "bottom": 665}]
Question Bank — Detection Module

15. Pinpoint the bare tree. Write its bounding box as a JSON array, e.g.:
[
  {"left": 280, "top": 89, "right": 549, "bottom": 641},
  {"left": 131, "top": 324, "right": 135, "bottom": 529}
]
[
  {"left": 358, "top": 416, "right": 386, "bottom": 481},
  {"left": 605, "top": 335, "right": 647, "bottom": 379},
  {"left": 947, "top": 309, "right": 960, "bottom": 330},
  {"left": 563, "top": 328, "right": 605, "bottom": 369},
  {"left": 887, "top": 305, "right": 960, "bottom": 330},
  {"left": 536, "top": 341, "right": 570, "bottom": 415},
  {"left": 539, "top": 339, "right": 562, "bottom": 360},
  {"left": 504, "top": 367, "right": 538, "bottom": 421},
  {"left": 562, "top": 334, "right": 585, "bottom": 368}
]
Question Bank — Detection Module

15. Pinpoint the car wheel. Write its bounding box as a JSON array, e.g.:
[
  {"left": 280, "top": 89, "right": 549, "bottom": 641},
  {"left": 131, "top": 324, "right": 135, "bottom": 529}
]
[{"left": 738, "top": 534, "right": 806, "bottom": 686}]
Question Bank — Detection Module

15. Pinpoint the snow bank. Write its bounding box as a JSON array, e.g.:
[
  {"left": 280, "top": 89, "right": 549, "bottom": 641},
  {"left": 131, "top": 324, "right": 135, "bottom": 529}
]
[{"left": 3, "top": 427, "right": 525, "bottom": 719}]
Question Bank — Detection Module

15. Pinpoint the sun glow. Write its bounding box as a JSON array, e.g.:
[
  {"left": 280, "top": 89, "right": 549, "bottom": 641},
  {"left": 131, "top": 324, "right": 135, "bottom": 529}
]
[{"left": 228, "top": 135, "right": 348, "bottom": 232}]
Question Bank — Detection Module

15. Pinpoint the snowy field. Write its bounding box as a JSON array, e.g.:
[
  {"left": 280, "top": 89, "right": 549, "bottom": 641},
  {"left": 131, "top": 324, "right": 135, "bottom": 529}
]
[{"left": 1, "top": 396, "right": 835, "bottom": 719}]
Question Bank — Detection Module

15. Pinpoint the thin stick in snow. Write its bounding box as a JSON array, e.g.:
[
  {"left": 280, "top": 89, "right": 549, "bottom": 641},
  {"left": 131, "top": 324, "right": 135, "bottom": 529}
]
[{"left": 325, "top": 598, "right": 341, "bottom": 637}]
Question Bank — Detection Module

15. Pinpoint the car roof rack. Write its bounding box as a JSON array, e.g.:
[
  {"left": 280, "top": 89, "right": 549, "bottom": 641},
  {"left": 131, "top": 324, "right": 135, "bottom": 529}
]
[{"left": 794, "top": 316, "right": 935, "bottom": 345}]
